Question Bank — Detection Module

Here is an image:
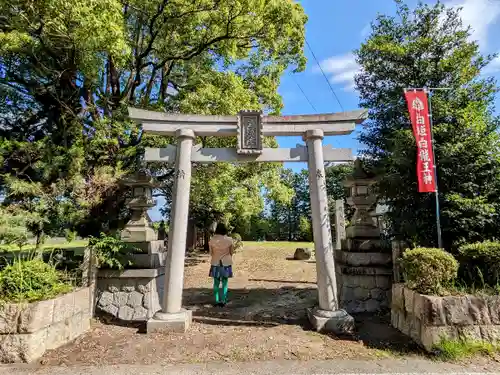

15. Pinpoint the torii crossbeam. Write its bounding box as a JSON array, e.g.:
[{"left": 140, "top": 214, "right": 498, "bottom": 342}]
[
  {"left": 145, "top": 144, "right": 353, "bottom": 163},
  {"left": 130, "top": 107, "right": 367, "bottom": 163},
  {"left": 129, "top": 107, "right": 367, "bottom": 136}
]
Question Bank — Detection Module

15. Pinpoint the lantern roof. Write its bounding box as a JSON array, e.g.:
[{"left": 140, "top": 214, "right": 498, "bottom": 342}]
[
  {"left": 344, "top": 159, "right": 376, "bottom": 187},
  {"left": 121, "top": 170, "right": 158, "bottom": 188}
]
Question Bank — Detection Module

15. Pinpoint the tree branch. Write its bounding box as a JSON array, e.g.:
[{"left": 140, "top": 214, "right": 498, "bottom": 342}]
[
  {"left": 108, "top": 55, "right": 121, "bottom": 109},
  {"left": 160, "top": 61, "right": 175, "bottom": 102},
  {"left": 142, "top": 66, "right": 159, "bottom": 106}
]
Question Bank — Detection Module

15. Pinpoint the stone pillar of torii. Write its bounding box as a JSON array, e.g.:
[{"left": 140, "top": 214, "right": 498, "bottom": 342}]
[{"left": 128, "top": 107, "right": 368, "bottom": 334}]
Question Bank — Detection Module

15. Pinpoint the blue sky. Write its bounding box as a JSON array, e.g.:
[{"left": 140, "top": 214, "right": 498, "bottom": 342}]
[
  {"left": 149, "top": 0, "right": 500, "bottom": 221},
  {"left": 277, "top": 0, "right": 500, "bottom": 166}
]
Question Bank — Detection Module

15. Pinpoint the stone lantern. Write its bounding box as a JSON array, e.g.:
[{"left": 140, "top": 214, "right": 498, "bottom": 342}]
[
  {"left": 94, "top": 172, "right": 167, "bottom": 325},
  {"left": 121, "top": 171, "right": 158, "bottom": 243},
  {"left": 336, "top": 159, "right": 392, "bottom": 315},
  {"left": 343, "top": 159, "right": 379, "bottom": 239}
]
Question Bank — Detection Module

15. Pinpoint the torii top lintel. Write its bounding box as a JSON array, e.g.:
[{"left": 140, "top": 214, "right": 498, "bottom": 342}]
[{"left": 128, "top": 107, "right": 368, "bottom": 137}]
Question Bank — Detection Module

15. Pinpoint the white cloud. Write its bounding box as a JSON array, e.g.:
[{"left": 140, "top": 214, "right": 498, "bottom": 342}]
[
  {"left": 445, "top": 0, "right": 500, "bottom": 49},
  {"left": 315, "top": 0, "right": 500, "bottom": 91},
  {"left": 316, "top": 53, "right": 361, "bottom": 91}
]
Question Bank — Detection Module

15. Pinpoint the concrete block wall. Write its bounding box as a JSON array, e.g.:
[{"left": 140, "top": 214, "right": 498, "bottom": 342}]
[
  {"left": 0, "top": 287, "right": 92, "bottom": 363},
  {"left": 391, "top": 283, "right": 500, "bottom": 351}
]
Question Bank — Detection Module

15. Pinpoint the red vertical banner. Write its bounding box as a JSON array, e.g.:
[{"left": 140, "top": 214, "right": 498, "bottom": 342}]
[{"left": 404, "top": 90, "right": 436, "bottom": 193}]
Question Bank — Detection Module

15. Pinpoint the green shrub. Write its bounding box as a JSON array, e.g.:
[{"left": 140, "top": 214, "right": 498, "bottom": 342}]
[
  {"left": 457, "top": 241, "right": 500, "bottom": 289},
  {"left": 88, "top": 233, "right": 134, "bottom": 270},
  {"left": 0, "top": 259, "right": 73, "bottom": 303},
  {"left": 400, "top": 247, "right": 458, "bottom": 295},
  {"left": 230, "top": 233, "right": 243, "bottom": 251}
]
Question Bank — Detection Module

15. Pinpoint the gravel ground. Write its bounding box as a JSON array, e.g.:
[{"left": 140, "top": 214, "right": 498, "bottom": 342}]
[{"left": 34, "top": 244, "right": 492, "bottom": 368}]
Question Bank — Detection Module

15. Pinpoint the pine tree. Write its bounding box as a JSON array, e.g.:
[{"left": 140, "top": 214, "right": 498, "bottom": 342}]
[{"left": 356, "top": 1, "right": 500, "bottom": 249}]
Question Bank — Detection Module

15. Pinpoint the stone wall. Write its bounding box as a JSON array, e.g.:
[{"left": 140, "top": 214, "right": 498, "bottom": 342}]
[
  {"left": 95, "top": 268, "right": 164, "bottom": 321},
  {"left": 391, "top": 283, "right": 500, "bottom": 351},
  {"left": 335, "top": 249, "right": 392, "bottom": 313},
  {"left": 0, "top": 287, "right": 92, "bottom": 363}
]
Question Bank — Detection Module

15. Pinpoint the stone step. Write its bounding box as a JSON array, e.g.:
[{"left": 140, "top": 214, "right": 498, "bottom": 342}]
[{"left": 335, "top": 250, "right": 392, "bottom": 267}]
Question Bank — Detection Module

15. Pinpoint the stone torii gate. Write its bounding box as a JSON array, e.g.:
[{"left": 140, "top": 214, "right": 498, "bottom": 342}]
[{"left": 128, "top": 107, "right": 368, "bottom": 334}]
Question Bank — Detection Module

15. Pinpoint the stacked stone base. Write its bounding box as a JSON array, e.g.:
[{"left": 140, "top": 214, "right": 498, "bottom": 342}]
[
  {"left": 0, "top": 287, "right": 92, "bottom": 363},
  {"left": 335, "top": 248, "right": 392, "bottom": 313},
  {"left": 391, "top": 284, "right": 500, "bottom": 351},
  {"left": 96, "top": 268, "right": 164, "bottom": 321}
]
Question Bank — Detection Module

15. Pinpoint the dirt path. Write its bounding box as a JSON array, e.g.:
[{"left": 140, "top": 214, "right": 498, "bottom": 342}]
[{"left": 41, "top": 244, "right": 422, "bottom": 366}]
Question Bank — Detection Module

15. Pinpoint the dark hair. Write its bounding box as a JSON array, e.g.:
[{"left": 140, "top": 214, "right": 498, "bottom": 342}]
[{"left": 214, "top": 223, "right": 228, "bottom": 235}]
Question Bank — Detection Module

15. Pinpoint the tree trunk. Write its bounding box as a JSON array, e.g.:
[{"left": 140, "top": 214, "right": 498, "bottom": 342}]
[
  {"left": 35, "top": 230, "right": 44, "bottom": 258},
  {"left": 287, "top": 205, "right": 292, "bottom": 241},
  {"left": 203, "top": 230, "right": 210, "bottom": 252}
]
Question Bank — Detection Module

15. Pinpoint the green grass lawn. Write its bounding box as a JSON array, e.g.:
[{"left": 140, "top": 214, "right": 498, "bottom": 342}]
[
  {"left": 1, "top": 239, "right": 311, "bottom": 253},
  {"left": 243, "top": 241, "right": 313, "bottom": 248},
  {"left": 0, "top": 239, "right": 88, "bottom": 253}
]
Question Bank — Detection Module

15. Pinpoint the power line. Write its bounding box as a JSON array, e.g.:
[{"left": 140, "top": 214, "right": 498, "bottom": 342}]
[
  {"left": 305, "top": 39, "right": 345, "bottom": 112},
  {"left": 290, "top": 74, "right": 317, "bottom": 112}
]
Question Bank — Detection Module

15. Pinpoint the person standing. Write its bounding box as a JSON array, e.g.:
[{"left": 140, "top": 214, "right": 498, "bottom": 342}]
[{"left": 208, "top": 223, "right": 234, "bottom": 307}]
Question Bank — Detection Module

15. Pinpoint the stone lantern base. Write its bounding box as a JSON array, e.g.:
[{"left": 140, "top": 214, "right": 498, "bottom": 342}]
[
  {"left": 121, "top": 224, "right": 157, "bottom": 243},
  {"left": 345, "top": 225, "right": 380, "bottom": 239},
  {"left": 121, "top": 212, "right": 157, "bottom": 243}
]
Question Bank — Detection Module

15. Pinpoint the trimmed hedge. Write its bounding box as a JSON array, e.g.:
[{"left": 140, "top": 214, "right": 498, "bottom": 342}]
[
  {"left": 458, "top": 241, "right": 500, "bottom": 289},
  {"left": 401, "top": 247, "right": 458, "bottom": 295}
]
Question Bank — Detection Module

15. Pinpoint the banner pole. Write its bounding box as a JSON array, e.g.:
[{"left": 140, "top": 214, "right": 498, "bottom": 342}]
[{"left": 425, "top": 88, "right": 443, "bottom": 249}]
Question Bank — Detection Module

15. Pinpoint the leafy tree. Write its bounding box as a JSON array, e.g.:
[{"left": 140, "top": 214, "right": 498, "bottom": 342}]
[
  {"left": 0, "top": 0, "right": 134, "bottom": 237},
  {"left": 297, "top": 216, "right": 312, "bottom": 242},
  {"left": 325, "top": 163, "right": 352, "bottom": 202},
  {"left": 267, "top": 169, "right": 310, "bottom": 241},
  {"left": 262, "top": 165, "right": 353, "bottom": 242},
  {"left": 231, "top": 212, "right": 269, "bottom": 241},
  {"left": 158, "top": 72, "right": 296, "bottom": 237},
  {"left": 356, "top": 1, "right": 500, "bottom": 249},
  {"left": 0, "top": 0, "right": 307, "bottom": 237},
  {"left": 325, "top": 162, "right": 354, "bottom": 241},
  {"left": 2, "top": 167, "right": 123, "bottom": 246}
]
